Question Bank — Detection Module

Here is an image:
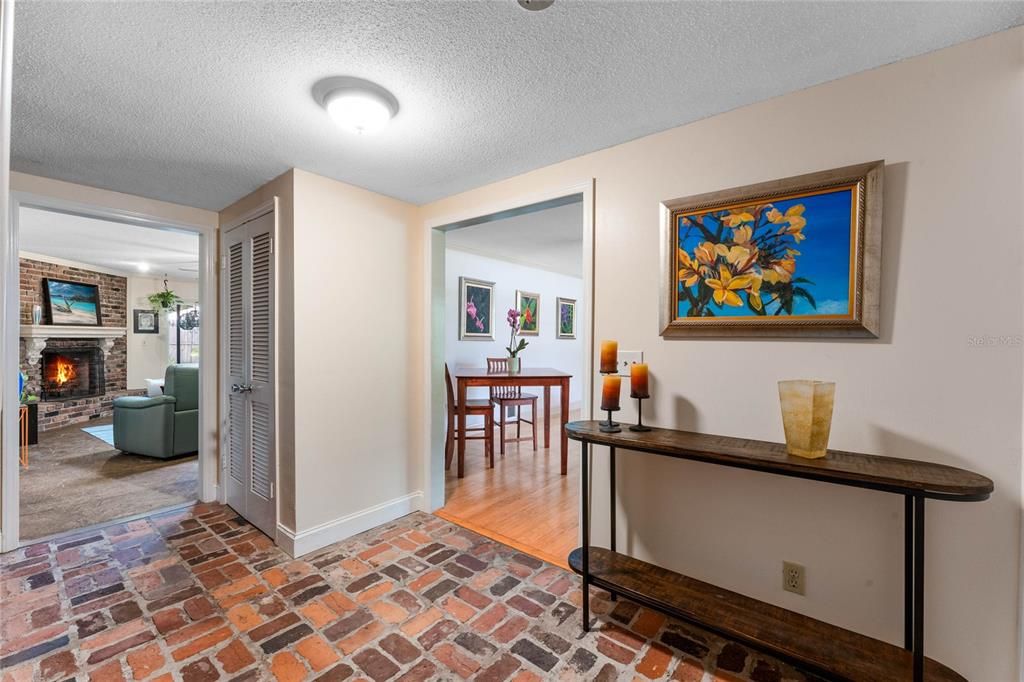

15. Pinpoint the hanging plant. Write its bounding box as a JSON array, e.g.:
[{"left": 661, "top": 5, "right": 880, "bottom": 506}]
[{"left": 148, "top": 276, "right": 183, "bottom": 310}]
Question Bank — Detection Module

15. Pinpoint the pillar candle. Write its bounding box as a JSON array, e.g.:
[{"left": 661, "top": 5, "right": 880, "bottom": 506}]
[
  {"left": 601, "top": 375, "right": 622, "bottom": 411},
  {"left": 630, "top": 363, "right": 649, "bottom": 398},
  {"left": 599, "top": 340, "right": 618, "bottom": 374}
]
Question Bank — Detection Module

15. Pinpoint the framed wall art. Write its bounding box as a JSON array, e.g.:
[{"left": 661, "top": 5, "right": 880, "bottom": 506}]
[
  {"left": 42, "top": 278, "right": 102, "bottom": 326},
  {"left": 660, "top": 160, "right": 882, "bottom": 338},
  {"left": 516, "top": 290, "right": 540, "bottom": 336},
  {"left": 556, "top": 297, "right": 576, "bottom": 339},
  {"left": 459, "top": 276, "right": 495, "bottom": 340}
]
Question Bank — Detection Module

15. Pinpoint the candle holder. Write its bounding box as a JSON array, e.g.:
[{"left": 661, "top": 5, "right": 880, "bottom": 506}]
[
  {"left": 600, "top": 369, "right": 621, "bottom": 426},
  {"left": 600, "top": 407, "right": 621, "bottom": 433},
  {"left": 629, "top": 394, "right": 651, "bottom": 432}
]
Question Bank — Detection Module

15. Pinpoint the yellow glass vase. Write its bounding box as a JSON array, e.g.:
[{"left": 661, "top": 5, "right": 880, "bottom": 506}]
[{"left": 778, "top": 380, "right": 836, "bottom": 459}]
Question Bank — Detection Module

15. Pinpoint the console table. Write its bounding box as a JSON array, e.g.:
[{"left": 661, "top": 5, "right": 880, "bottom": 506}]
[{"left": 566, "top": 421, "right": 993, "bottom": 682}]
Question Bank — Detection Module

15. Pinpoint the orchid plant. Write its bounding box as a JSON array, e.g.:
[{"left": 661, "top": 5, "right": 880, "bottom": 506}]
[{"left": 505, "top": 308, "right": 529, "bottom": 358}]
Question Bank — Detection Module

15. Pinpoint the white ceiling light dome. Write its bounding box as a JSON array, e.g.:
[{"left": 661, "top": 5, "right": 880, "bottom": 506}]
[{"left": 313, "top": 76, "right": 399, "bottom": 135}]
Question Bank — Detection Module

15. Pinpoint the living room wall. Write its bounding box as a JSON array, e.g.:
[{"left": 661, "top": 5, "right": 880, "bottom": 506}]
[{"left": 412, "top": 28, "right": 1024, "bottom": 681}]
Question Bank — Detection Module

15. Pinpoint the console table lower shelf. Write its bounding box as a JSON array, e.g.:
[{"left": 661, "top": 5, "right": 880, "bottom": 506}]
[{"left": 568, "top": 547, "right": 964, "bottom": 681}]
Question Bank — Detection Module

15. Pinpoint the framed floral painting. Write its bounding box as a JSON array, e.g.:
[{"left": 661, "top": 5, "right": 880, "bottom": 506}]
[
  {"left": 516, "top": 290, "right": 540, "bottom": 336},
  {"left": 459, "top": 277, "right": 494, "bottom": 340},
  {"left": 660, "top": 161, "right": 883, "bottom": 338},
  {"left": 556, "top": 297, "right": 576, "bottom": 339}
]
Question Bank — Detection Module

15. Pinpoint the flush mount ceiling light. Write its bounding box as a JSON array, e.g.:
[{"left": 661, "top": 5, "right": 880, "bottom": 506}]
[
  {"left": 312, "top": 76, "right": 399, "bottom": 135},
  {"left": 518, "top": 0, "right": 554, "bottom": 11},
  {"left": 137, "top": 262, "right": 151, "bottom": 273}
]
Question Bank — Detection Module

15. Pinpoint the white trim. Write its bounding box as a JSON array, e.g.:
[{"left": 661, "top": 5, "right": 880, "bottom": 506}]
[
  {"left": 2, "top": 193, "right": 218, "bottom": 552},
  {"left": 421, "top": 179, "right": 596, "bottom": 517},
  {"left": 0, "top": 0, "right": 17, "bottom": 552},
  {"left": 275, "top": 491, "right": 424, "bottom": 557}
]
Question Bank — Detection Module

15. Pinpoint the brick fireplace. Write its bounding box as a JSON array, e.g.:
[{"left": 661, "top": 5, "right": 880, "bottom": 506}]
[{"left": 19, "top": 258, "right": 140, "bottom": 431}]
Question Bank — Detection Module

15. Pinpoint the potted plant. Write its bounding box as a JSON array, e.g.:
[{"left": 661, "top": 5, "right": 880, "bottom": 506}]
[
  {"left": 505, "top": 308, "right": 528, "bottom": 373},
  {"left": 147, "top": 277, "right": 183, "bottom": 311}
]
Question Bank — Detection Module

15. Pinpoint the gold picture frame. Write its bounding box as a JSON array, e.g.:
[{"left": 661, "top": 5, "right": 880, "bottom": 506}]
[{"left": 660, "top": 160, "right": 883, "bottom": 338}]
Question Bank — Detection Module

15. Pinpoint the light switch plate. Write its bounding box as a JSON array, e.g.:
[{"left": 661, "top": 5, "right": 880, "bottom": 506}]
[{"left": 617, "top": 351, "right": 644, "bottom": 376}]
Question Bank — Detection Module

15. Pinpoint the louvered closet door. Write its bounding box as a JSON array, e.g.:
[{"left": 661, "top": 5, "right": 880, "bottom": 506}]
[{"left": 223, "top": 210, "right": 276, "bottom": 537}]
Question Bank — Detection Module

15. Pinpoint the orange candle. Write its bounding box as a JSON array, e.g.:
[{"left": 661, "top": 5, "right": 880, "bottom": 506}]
[
  {"left": 599, "top": 340, "right": 618, "bottom": 374},
  {"left": 601, "top": 375, "right": 622, "bottom": 411},
  {"left": 630, "top": 363, "right": 649, "bottom": 398}
]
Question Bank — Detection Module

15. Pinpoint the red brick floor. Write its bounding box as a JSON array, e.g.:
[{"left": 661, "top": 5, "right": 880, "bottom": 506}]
[{"left": 0, "top": 503, "right": 810, "bottom": 681}]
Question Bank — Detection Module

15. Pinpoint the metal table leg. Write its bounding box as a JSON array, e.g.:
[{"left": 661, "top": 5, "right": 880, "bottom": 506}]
[
  {"left": 609, "top": 446, "right": 616, "bottom": 601},
  {"left": 912, "top": 495, "right": 925, "bottom": 682},
  {"left": 581, "top": 441, "right": 590, "bottom": 631},
  {"left": 904, "top": 494, "right": 914, "bottom": 650}
]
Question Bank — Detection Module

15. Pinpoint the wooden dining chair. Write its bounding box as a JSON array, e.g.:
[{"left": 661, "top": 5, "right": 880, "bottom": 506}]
[
  {"left": 486, "top": 357, "right": 538, "bottom": 455},
  {"left": 445, "top": 364, "right": 494, "bottom": 469}
]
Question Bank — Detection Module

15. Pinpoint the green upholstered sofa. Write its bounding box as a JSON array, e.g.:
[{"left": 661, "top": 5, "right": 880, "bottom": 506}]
[{"left": 113, "top": 364, "right": 198, "bottom": 458}]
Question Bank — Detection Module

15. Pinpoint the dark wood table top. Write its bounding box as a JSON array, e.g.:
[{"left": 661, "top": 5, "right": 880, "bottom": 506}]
[
  {"left": 451, "top": 367, "right": 572, "bottom": 379},
  {"left": 567, "top": 421, "right": 993, "bottom": 501}
]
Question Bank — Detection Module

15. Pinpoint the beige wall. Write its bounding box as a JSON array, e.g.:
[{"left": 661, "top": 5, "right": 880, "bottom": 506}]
[
  {"left": 415, "top": 29, "right": 1024, "bottom": 680},
  {"left": 126, "top": 276, "right": 199, "bottom": 389},
  {"left": 291, "top": 169, "right": 418, "bottom": 532},
  {"left": 218, "top": 169, "right": 420, "bottom": 541}
]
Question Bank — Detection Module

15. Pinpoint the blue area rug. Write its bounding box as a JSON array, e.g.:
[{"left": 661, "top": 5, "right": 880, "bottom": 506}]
[{"left": 82, "top": 424, "right": 115, "bottom": 447}]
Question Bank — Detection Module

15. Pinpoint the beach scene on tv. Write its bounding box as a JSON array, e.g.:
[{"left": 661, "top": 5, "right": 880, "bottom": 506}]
[
  {"left": 45, "top": 279, "right": 101, "bottom": 325},
  {"left": 675, "top": 187, "right": 854, "bottom": 319}
]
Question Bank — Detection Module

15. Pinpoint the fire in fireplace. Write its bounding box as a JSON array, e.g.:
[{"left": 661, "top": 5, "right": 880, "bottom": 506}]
[{"left": 41, "top": 348, "right": 105, "bottom": 401}]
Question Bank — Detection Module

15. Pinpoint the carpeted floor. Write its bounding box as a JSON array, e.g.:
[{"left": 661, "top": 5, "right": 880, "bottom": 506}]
[
  {"left": 18, "top": 416, "right": 197, "bottom": 540},
  {"left": 0, "top": 503, "right": 809, "bottom": 681}
]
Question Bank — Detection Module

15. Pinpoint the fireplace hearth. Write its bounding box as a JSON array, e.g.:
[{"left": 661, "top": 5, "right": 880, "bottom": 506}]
[{"left": 41, "top": 347, "right": 105, "bottom": 401}]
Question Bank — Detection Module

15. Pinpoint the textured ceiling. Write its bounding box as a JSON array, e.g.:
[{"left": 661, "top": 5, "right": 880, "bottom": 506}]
[
  {"left": 12, "top": 1, "right": 1024, "bottom": 210},
  {"left": 19, "top": 207, "right": 200, "bottom": 279},
  {"left": 446, "top": 201, "right": 583, "bottom": 277}
]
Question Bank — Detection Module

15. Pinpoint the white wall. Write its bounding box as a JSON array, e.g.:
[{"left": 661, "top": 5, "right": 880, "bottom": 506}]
[
  {"left": 416, "top": 29, "right": 1024, "bottom": 681},
  {"left": 126, "top": 275, "right": 198, "bottom": 389},
  {"left": 445, "top": 248, "right": 584, "bottom": 420}
]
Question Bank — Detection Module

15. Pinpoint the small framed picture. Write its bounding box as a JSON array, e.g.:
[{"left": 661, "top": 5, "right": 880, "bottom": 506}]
[
  {"left": 516, "top": 290, "right": 540, "bottom": 336},
  {"left": 459, "top": 277, "right": 495, "bottom": 340},
  {"left": 556, "top": 297, "right": 576, "bottom": 339},
  {"left": 133, "top": 309, "right": 159, "bottom": 334}
]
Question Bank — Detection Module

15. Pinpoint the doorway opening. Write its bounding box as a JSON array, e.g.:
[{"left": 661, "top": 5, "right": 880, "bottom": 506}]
[
  {"left": 429, "top": 186, "right": 594, "bottom": 568},
  {"left": 15, "top": 207, "right": 201, "bottom": 541},
  {"left": 2, "top": 196, "right": 218, "bottom": 551}
]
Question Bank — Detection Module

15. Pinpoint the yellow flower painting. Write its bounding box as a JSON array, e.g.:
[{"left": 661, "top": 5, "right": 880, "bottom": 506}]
[{"left": 675, "top": 188, "right": 855, "bottom": 319}]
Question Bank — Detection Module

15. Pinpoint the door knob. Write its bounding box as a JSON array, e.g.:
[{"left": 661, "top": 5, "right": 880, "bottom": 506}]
[{"left": 231, "top": 383, "right": 254, "bottom": 394}]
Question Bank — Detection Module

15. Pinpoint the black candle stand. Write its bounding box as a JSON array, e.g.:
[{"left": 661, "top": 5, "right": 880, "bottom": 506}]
[
  {"left": 599, "top": 407, "right": 621, "bottom": 433},
  {"left": 629, "top": 394, "right": 651, "bottom": 432}
]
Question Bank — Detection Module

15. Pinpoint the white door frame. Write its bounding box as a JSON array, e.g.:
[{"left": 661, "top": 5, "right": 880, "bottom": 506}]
[
  {"left": 420, "top": 179, "right": 596, "bottom": 513},
  {"left": 218, "top": 198, "right": 279, "bottom": 540},
  {"left": 1, "top": 192, "right": 220, "bottom": 552}
]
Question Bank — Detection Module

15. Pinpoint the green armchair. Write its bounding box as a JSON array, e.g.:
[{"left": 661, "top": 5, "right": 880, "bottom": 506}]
[{"left": 113, "top": 364, "right": 199, "bottom": 458}]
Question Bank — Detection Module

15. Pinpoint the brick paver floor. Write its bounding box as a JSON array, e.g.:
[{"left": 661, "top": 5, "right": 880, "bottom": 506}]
[{"left": 0, "top": 503, "right": 810, "bottom": 681}]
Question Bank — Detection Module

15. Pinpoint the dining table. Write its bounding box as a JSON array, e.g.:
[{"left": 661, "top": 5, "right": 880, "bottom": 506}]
[{"left": 451, "top": 367, "right": 572, "bottom": 478}]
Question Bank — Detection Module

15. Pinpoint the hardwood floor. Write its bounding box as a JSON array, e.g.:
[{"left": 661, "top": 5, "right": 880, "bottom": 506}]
[{"left": 437, "top": 411, "right": 579, "bottom": 569}]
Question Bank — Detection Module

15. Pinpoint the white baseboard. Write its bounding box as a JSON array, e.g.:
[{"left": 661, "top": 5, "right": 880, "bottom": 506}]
[{"left": 276, "top": 490, "right": 424, "bottom": 557}]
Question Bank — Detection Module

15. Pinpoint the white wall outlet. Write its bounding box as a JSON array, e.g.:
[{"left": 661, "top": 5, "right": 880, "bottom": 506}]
[
  {"left": 617, "top": 351, "right": 644, "bottom": 377},
  {"left": 783, "top": 561, "right": 806, "bottom": 595}
]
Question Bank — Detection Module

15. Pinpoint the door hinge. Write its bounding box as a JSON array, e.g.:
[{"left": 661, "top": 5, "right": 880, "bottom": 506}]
[
  {"left": 269, "top": 237, "right": 274, "bottom": 254},
  {"left": 220, "top": 255, "right": 228, "bottom": 270},
  {"left": 269, "top": 483, "right": 275, "bottom": 499}
]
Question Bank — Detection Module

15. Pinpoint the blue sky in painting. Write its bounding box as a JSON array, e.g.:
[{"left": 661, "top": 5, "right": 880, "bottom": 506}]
[{"left": 677, "top": 188, "right": 852, "bottom": 318}]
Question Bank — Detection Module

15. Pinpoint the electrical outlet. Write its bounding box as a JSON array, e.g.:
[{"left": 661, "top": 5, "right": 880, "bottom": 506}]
[
  {"left": 782, "top": 561, "right": 805, "bottom": 595},
  {"left": 617, "top": 351, "right": 644, "bottom": 376}
]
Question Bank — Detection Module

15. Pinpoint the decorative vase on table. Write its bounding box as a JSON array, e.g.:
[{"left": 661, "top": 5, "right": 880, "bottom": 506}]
[
  {"left": 32, "top": 304, "right": 42, "bottom": 325},
  {"left": 505, "top": 308, "right": 528, "bottom": 375},
  {"left": 778, "top": 380, "right": 836, "bottom": 459}
]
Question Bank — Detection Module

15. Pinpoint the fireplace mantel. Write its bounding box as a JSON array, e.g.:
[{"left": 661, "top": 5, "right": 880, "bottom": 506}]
[{"left": 20, "top": 325, "right": 127, "bottom": 366}]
